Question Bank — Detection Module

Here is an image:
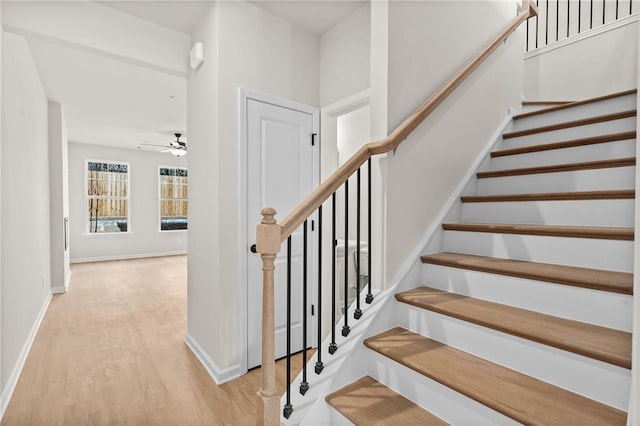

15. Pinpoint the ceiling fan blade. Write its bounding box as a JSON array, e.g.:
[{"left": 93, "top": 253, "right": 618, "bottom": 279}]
[{"left": 139, "top": 143, "right": 172, "bottom": 148}]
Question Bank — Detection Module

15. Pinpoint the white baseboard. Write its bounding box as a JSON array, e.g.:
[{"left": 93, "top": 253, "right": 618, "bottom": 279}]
[
  {"left": 1, "top": 291, "right": 52, "bottom": 419},
  {"left": 184, "top": 334, "right": 241, "bottom": 385},
  {"left": 70, "top": 250, "right": 187, "bottom": 264},
  {"left": 51, "top": 270, "right": 72, "bottom": 294}
]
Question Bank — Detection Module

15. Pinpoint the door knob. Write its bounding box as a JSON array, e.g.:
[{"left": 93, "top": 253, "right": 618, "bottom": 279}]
[{"left": 250, "top": 244, "right": 257, "bottom": 253}]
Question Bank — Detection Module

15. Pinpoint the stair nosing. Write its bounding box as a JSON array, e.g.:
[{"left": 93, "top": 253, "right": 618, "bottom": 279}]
[
  {"left": 441, "top": 222, "right": 634, "bottom": 240},
  {"left": 477, "top": 157, "right": 635, "bottom": 178},
  {"left": 460, "top": 189, "right": 635, "bottom": 203},
  {"left": 502, "top": 109, "right": 636, "bottom": 139},
  {"left": 522, "top": 100, "right": 573, "bottom": 106},
  {"left": 491, "top": 131, "right": 636, "bottom": 157},
  {"left": 515, "top": 89, "right": 637, "bottom": 120},
  {"left": 364, "top": 328, "right": 627, "bottom": 425},
  {"left": 420, "top": 252, "right": 633, "bottom": 295},
  {"left": 395, "top": 286, "right": 632, "bottom": 369}
]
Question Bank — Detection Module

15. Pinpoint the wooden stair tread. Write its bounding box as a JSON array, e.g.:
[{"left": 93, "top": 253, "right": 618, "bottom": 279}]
[
  {"left": 516, "top": 89, "right": 637, "bottom": 119},
  {"left": 325, "top": 376, "right": 446, "bottom": 426},
  {"left": 461, "top": 189, "right": 634, "bottom": 203},
  {"left": 477, "top": 157, "right": 635, "bottom": 178},
  {"left": 365, "top": 328, "right": 627, "bottom": 425},
  {"left": 395, "top": 287, "right": 631, "bottom": 368},
  {"left": 502, "top": 110, "right": 636, "bottom": 139},
  {"left": 420, "top": 252, "right": 633, "bottom": 295},
  {"left": 522, "top": 100, "right": 573, "bottom": 106},
  {"left": 442, "top": 222, "right": 634, "bottom": 240},
  {"left": 491, "top": 131, "right": 636, "bottom": 157}
]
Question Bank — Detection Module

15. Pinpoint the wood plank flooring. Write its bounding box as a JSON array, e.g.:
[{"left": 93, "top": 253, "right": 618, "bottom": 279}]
[{"left": 1, "top": 256, "right": 302, "bottom": 426}]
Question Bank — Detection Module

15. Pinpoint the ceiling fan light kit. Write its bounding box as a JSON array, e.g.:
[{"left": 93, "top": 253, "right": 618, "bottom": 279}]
[{"left": 138, "top": 132, "right": 187, "bottom": 156}]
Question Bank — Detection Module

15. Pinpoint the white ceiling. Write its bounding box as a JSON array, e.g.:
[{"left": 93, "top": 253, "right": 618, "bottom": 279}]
[
  {"left": 250, "top": 1, "right": 366, "bottom": 35},
  {"left": 98, "top": 1, "right": 213, "bottom": 35},
  {"left": 101, "top": 1, "right": 366, "bottom": 36},
  {"left": 19, "top": 1, "right": 365, "bottom": 153},
  {"left": 27, "top": 37, "right": 187, "bottom": 150}
]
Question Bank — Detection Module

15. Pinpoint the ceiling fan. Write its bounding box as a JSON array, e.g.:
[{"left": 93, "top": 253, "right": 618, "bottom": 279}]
[{"left": 138, "top": 133, "right": 187, "bottom": 157}]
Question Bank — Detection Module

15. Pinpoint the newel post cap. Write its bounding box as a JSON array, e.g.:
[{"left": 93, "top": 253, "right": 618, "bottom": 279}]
[{"left": 256, "top": 207, "right": 282, "bottom": 255}]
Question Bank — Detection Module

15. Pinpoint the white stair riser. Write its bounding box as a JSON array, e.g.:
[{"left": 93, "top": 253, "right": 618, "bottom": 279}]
[
  {"left": 421, "top": 263, "right": 633, "bottom": 331},
  {"left": 367, "top": 349, "right": 518, "bottom": 425},
  {"left": 491, "top": 139, "right": 635, "bottom": 169},
  {"left": 443, "top": 231, "right": 633, "bottom": 272},
  {"left": 461, "top": 199, "right": 635, "bottom": 227},
  {"left": 513, "top": 94, "right": 637, "bottom": 131},
  {"left": 503, "top": 116, "right": 636, "bottom": 149},
  {"left": 477, "top": 166, "right": 635, "bottom": 195},
  {"left": 396, "top": 306, "right": 631, "bottom": 410}
]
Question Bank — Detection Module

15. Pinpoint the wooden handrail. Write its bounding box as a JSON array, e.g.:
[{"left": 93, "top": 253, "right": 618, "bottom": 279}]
[
  {"left": 256, "top": 2, "right": 537, "bottom": 424},
  {"left": 279, "top": 0, "right": 537, "bottom": 241}
]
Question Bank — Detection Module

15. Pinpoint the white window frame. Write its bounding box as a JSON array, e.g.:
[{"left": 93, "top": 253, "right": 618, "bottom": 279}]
[
  {"left": 158, "top": 165, "right": 188, "bottom": 232},
  {"left": 85, "top": 159, "right": 131, "bottom": 235}
]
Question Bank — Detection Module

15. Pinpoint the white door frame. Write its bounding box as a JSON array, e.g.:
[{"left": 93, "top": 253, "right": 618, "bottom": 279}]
[
  {"left": 238, "top": 87, "right": 320, "bottom": 375},
  {"left": 319, "top": 89, "right": 387, "bottom": 295}
]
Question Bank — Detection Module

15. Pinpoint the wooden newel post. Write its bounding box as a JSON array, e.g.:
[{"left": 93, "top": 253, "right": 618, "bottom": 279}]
[{"left": 256, "top": 207, "right": 282, "bottom": 426}]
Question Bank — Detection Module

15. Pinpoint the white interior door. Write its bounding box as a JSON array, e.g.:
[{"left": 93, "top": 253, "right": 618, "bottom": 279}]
[{"left": 246, "top": 95, "right": 318, "bottom": 369}]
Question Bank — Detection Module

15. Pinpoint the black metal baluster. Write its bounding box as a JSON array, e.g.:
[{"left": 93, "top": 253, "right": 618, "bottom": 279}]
[
  {"left": 556, "top": 0, "right": 560, "bottom": 40},
  {"left": 283, "top": 237, "right": 293, "bottom": 419},
  {"left": 366, "top": 158, "right": 373, "bottom": 304},
  {"left": 590, "top": 0, "right": 593, "bottom": 28},
  {"left": 536, "top": 15, "right": 540, "bottom": 49},
  {"left": 300, "top": 221, "right": 309, "bottom": 395},
  {"left": 578, "top": 0, "right": 582, "bottom": 33},
  {"left": 342, "top": 180, "right": 350, "bottom": 337},
  {"left": 603, "top": 0, "right": 606, "bottom": 24},
  {"left": 329, "top": 193, "right": 337, "bottom": 354},
  {"left": 616, "top": 0, "right": 619, "bottom": 18},
  {"left": 315, "top": 206, "right": 324, "bottom": 374},
  {"left": 354, "top": 168, "right": 362, "bottom": 320},
  {"left": 526, "top": 18, "right": 530, "bottom": 51},
  {"left": 630, "top": 0, "right": 632, "bottom": 16},
  {"left": 546, "top": 0, "right": 550, "bottom": 44},
  {"left": 567, "top": 0, "right": 570, "bottom": 37}
]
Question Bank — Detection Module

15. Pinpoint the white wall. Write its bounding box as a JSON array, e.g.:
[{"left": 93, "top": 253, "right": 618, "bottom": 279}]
[
  {"left": 383, "top": 1, "right": 524, "bottom": 283},
  {"left": 186, "top": 1, "right": 222, "bottom": 379},
  {"left": 336, "top": 105, "right": 371, "bottom": 240},
  {"left": 68, "top": 142, "right": 187, "bottom": 262},
  {"left": 1, "top": 32, "right": 51, "bottom": 413},
  {"left": 1, "top": 2, "right": 189, "bottom": 76},
  {"left": 319, "top": 3, "right": 370, "bottom": 107},
  {"left": 0, "top": 3, "right": 4, "bottom": 417},
  {"left": 188, "top": 0, "right": 320, "bottom": 375},
  {"left": 48, "top": 102, "right": 70, "bottom": 293},
  {"left": 630, "top": 18, "right": 640, "bottom": 423},
  {"left": 524, "top": 15, "right": 638, "bottom": 99}
]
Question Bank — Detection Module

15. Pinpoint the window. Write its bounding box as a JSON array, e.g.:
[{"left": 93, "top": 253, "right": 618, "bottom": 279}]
[
  {"left": 87, "top": 160, "right": 129, "bottom": 233},
  {"left": 159, "top": 167, "right": 188, "bottom": 231}
]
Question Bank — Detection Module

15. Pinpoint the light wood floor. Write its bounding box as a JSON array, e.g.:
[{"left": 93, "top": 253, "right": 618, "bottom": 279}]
[{"left": 2, "top": 255, "right": 307, "bottom": 425}]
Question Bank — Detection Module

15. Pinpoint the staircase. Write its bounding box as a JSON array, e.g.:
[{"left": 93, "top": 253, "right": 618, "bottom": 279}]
[{"left": 323, "top": 89, "right": 636, "bottom": 424}]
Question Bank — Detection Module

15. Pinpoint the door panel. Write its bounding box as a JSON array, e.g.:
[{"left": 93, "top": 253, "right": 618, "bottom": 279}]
[{"left": 247, "top": 97, "right": 317, "bottom": 369}]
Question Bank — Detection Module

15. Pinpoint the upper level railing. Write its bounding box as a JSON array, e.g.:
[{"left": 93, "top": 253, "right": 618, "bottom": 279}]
[
  {"left": 255, "top": 1, "right": 538, "bottom": 424},
  {"left": 525, "top": 0, "right": 637, "bottom": 51}
]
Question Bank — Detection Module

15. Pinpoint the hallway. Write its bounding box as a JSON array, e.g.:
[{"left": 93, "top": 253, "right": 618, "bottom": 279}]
[{"left": 2, "top": 256, "right": 300, "bottom": 425}]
